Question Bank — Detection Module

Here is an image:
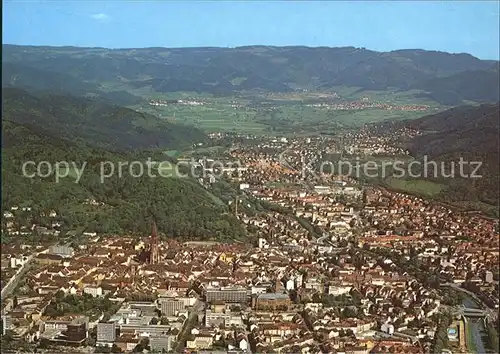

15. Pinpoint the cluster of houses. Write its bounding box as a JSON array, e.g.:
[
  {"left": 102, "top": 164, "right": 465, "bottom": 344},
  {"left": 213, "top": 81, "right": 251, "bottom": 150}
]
[{"left": 1, "top": 131, "right": 497, "bottom": 353}]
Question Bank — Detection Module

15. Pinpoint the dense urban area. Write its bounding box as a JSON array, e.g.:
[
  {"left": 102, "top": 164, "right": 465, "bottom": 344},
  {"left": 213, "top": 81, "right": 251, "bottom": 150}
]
[
  {"left": 2, "top": 7, "right": 500, "bottom": 353},
  {"left": 1, "top": 126, "right": 499, "bottom": 354}
]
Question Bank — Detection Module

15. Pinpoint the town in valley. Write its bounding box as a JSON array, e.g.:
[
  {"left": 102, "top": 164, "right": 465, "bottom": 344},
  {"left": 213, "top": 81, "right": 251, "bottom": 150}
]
[
  {"left": 2, "top": 126, "right": 498, "bottom": 353},
  {"left": 2, "top": 1, "right": 499, "bottom": 353}
]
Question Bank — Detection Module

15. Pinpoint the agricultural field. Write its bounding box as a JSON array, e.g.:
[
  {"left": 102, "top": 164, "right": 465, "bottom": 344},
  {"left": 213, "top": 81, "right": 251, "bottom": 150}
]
[
  {"left": 257, "top": 86, "right": 441, "bottom": 106},
  {"left": 127, "top": 88, "right": 441, "bottom": 134},
  {"left": 333, "top": 86, "right": 441, "bottom": 106},
  {"left": 132, "top": 97, "right": 269, "bottom": 133}
]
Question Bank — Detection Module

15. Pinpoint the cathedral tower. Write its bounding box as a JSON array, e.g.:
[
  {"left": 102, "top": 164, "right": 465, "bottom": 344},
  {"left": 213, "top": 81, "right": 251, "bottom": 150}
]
[{"left": 149, "top": 220, "right": 159, "bottom": 264}]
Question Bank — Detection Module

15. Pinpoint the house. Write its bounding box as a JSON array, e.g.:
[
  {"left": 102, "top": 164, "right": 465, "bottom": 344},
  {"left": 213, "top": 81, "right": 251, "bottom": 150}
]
[{"left": 186, "top": 334, "right": 214, "bottom": 349}]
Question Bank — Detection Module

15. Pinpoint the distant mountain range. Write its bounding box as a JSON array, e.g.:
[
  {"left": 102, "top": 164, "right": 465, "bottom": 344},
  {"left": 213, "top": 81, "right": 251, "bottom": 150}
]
[{"left": 3, "top": 44, "right": 499, "bottom": 105}]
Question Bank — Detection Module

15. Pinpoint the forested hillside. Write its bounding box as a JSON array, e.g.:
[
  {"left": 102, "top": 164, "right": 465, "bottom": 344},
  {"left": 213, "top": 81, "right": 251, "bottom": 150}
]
[
  {"left": 1, "top": 120, "right": 246, "bottom": 241},
  {"left": 2, "top": 62, "right": 144, "bottom": 106},
  {"left": 405, "top": 104, "right": 499, "bottom": 206},
  {"left": 412, "top": 67, "right": 500, "bottom": 105},
  {"left": 2, "top": 88, "right": 208, "bottom": 151}
]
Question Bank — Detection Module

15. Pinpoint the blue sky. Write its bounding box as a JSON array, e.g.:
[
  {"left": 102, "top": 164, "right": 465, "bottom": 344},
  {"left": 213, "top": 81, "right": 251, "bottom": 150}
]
[{"left": 3, "top": 1, "right": 499, "bottom": 59}]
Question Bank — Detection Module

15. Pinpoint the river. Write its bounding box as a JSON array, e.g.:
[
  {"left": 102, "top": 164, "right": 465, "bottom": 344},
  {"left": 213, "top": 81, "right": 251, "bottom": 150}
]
[{"left": 462, "top": 297, "right": 488, "bottom": 354}]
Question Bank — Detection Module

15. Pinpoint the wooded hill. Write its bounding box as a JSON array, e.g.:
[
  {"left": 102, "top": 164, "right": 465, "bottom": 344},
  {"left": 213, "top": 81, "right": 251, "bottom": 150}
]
[
  {"left": 2, "top": 92, "right": 244, "bottom": 242},
  {"left": 406, "top": 103, "right": 499, "bottom": 207}
]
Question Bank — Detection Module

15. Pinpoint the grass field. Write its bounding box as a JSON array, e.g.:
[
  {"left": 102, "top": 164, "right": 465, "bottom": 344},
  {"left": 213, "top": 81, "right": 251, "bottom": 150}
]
[
  {"left": 384, "top": 177, "right": 446, "bottom": 196},
  {"left": 179, "top": 146, "right": 228, "bottom": 158},
  {"left": 163, "top": 150, "right": 180, "bottom": 158}
]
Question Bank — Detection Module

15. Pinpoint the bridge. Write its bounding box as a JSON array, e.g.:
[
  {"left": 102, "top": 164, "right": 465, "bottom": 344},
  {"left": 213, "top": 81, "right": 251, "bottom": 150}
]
[
  {"left": 451, "top": 305, "right": 488, "bottom": 318},
  {"left": 463, "top": 309, "right": 488, "bottom": 318},
  {"left": 442, "top": 283, "right": 498, "bottom": 321}
]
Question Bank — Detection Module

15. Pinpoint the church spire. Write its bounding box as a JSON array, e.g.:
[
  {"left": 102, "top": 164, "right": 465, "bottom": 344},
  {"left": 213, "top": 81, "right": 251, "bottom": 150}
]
[
  {"left": 149, "top": 219, "right": 159, "bottom": 264},
  {"left": 152, "top": 219, "right": 158, "bottom": 240}
]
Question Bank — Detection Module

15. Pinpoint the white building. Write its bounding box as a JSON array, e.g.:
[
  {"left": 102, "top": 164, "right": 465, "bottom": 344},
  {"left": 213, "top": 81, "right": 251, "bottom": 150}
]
[{"left": 84, "top": 286, "right": 103, "bottom": 297}]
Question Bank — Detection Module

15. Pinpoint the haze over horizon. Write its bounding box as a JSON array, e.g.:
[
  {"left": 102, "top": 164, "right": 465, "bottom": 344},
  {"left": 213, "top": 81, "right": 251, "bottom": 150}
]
[{"left": 3, "top": 0, "right": 500, "bottom": 60}]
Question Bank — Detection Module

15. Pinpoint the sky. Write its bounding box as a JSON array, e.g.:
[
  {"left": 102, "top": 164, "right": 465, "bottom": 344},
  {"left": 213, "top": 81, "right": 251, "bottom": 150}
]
[{"left": 3, "top": 1, "right": 500, "bottom": 59}]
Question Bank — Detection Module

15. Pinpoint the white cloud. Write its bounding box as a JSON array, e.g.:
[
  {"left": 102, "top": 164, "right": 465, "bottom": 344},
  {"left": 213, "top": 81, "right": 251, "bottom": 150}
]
[{"left": 91, "top": 13, "right": 110, "bottom": 22}]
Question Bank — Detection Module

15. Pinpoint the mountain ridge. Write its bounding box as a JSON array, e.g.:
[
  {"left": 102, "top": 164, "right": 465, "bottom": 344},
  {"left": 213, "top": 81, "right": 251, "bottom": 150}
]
[
  {"left": 3, "top": 44, "right": 498, "bottom": 105},
  {"left": 4, "top": 43, "right": 497, "bottom": 60}
]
